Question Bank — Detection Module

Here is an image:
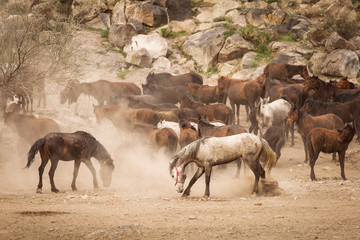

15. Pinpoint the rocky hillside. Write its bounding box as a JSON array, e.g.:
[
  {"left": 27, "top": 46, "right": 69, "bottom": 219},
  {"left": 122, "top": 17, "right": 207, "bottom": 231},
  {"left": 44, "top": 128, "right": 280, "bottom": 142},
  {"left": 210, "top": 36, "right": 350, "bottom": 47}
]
[{"left": 6, "top": 0, "right": 360, "bottom": 86}]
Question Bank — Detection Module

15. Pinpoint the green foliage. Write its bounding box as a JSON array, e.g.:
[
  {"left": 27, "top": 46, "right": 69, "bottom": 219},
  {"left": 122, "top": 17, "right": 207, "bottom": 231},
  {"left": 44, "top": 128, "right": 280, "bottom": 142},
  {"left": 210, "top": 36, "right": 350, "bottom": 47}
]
[
  {"left": 264, "top": 0, "right": 281, "bottom": 3},
  {"left": 191, "top": 0, "right": 214, "bottom": 8},
  {"left": 224, "top": 29, "right": 235, "bottom": 38},
  {"left": 249, "top": 60, "right": 259, "bottom": 69},
  {"left": 240, "top": 24, "right": 273, "bottom": 57},
  {"left": 206, "top": 67, "right": 219, "bottom": 76},
  {"left": 161, "top": 28, "right": 187, "bottom": 39},
  {"left": 7, "top": 2, "right": 27, "bottom": 15},
  {"left": 276, "top": 33, "right": 297, "bottom": 42},
  {"left": 83, "top": 26, "right": 109, "bottom": 39},
  {"left": 55, "top": 1, "right": 72, "bottom": 16},
  {"left": 117, "top": 69, "right": 130, "bottom": 79},
  {"left": 323, "top": 17, "right": 359, "bottom": 40},
  {"left": 213, "top": 16, "right": 226, "bottom": 22},
  {"left": 239, "top": 24, "right": 259, "bottom": 42}
]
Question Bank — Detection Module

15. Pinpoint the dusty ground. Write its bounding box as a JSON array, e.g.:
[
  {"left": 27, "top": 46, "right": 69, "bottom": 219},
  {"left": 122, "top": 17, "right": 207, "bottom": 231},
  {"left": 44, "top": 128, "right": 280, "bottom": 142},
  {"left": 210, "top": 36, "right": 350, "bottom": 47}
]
[
  {"left": 0, "top": 101, "right": 360, "bottom": 240},
  {"left": 0, "top": 30, "right": 360, "bottom": 240}
]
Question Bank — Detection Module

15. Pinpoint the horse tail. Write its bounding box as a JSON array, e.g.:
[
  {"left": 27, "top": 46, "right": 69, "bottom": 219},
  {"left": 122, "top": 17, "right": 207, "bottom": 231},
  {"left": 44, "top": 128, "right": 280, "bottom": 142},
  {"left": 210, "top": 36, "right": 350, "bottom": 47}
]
[
  {"left": 26, "top": 137, "right": 45, "bottom": 168},
  {"left": 259, "top": 138, "right": 276, "bottom": 175}
]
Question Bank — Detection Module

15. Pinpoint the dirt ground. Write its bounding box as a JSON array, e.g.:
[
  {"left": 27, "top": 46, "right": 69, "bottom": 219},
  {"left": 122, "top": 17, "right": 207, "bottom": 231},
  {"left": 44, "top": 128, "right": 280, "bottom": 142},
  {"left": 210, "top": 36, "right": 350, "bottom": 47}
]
[{"left": 0, "top": 100, "right": 360, "bottom": 240}]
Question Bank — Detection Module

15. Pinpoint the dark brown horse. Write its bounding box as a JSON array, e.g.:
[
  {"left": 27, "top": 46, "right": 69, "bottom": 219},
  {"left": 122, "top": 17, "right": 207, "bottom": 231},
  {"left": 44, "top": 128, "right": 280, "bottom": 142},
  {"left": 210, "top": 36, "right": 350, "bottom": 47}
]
[
  {"left": 336, "top": 76, "right": 360, "bottom": 89},
  {"left": 306, "top": 123, "right": 355, "bottom": 181},
  {"left": 179, "top": 94, "right": 233, "bottom": 125},
  {"left": 26, "top": 131, "right": 115, "bottom": 193},
  {"left": 286, "top": 106, "right": 344, "bottom": 163},
  {"left": 262, "top": 126, "right": 285, "bottom": 163},
  {"left": 217, "top": 76, "right": 264, "bottom": 124},
  {"left": 304, "top": 76, "right": 360, "bottom": 102},
  {"left": 300, "top": 98, "right": 360, "bottom": 140},
  {"left": 146, "top": 72, "right": 203, "bottom": 86},
  {"left": 178, "top": 119, "right": 198, "bottom": 148},
  {"left": 60, "top": 79, "right": 141, "bottom": 105},
  {"left": 263, "top": 63, "right": 309, "bottom": 80},
  {"left": 185, "top": 83, "right": 223, "bottom": 104},
  {"left": 4, "top": 106, "right": 60, "bottom": 144},
  {"left": 142, "top": 83, "right": 192, "bottom": 104}
]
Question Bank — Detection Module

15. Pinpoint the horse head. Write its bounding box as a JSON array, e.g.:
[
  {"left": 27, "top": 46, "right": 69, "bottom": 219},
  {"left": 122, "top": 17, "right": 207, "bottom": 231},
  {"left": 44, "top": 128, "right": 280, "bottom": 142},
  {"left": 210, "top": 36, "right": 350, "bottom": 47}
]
[
  {"left": 99, "top": 158, "right": 115, "bottom": 187},
  {"left": 337, "top": 123, "right": 355, "bottom": 143},
  {"left": 171, "top": 166, "right": 186, "bottom": 193},
  {"left": 286, "top": 106, "right": 299, "bottom": 125}
]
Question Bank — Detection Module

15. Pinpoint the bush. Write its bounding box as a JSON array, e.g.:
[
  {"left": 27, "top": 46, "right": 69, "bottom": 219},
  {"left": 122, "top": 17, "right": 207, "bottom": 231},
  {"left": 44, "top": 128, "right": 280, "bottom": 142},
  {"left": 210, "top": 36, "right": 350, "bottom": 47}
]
[{"left": 323, "top": 17, "right": 359, "bottom": 40}]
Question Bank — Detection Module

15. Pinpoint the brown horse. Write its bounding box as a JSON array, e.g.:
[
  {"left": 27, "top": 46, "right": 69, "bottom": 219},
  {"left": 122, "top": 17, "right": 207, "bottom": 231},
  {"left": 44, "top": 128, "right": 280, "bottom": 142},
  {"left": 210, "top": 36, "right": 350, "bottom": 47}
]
[
  {"left": 60, "top": 79, "right": 141, "bottom": 105},
  {"left": 185, "top": 83, "right": 223, "bottom": 104},
  {"left": 263, "top": 74, "right": 304, "bottom": 104},
  {"left": 306, "top": 123, "right": 355, "bottom": 181},
  {"left": 26, "top": 131, "right": 115, "bottom": 193},
  {"left": 146, "top": 72, "right": 203, "bottom": 86},
  {"left": 4, "top": 107, "right": 60, "bottom": 144},
  {"left": 263, "top": 63, "right": 309, "bottom": 80},
  {"left": 150, "top": 127, "right": 179, "bottom": 155},
  {"left": 262, "top": 126, "right": 285, "bottom": 163},
  {"left": 178, "top": 119, "right": 198, "bottom": 148},
  {"left": 142, "top": 83, "right": 192, "bottom": 104},
  {"left": 179, "top": 94, "right": 233, "bottom": 125},
  {"left": 217, "top": 76, "right": 264, "bottom": 124},
  {"left": 92, "top": 105, "right": 160, "bottom": 131},
  {"left": 336, "top": 76, "right": 360, "bottom": 89},
  {"left": 300, "top": 98, "right": 360, "bottom": 140},
  {"left": 286, "top": 106, "right": 344, "bottom": 163}
]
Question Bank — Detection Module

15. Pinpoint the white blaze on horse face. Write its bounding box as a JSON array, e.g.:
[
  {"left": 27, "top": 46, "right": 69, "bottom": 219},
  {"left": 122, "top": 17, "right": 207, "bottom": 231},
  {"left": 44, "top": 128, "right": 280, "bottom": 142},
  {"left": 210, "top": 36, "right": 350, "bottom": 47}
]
[{"left": 172, "top": 167, "right": 185, "bottom": 193}]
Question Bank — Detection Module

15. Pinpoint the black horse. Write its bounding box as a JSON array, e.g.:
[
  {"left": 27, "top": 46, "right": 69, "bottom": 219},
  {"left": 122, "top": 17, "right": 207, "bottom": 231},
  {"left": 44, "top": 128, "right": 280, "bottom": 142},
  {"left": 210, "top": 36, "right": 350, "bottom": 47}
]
[{"left": 26, "top": 131, "right": 115, "bottom": 193}]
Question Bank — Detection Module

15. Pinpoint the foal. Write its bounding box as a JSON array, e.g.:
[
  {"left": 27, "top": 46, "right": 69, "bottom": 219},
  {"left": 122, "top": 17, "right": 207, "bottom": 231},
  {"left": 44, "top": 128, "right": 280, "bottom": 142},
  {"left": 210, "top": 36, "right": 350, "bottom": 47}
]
[{"left": 306, "top": 123, "right": 355, "bottom": 181}]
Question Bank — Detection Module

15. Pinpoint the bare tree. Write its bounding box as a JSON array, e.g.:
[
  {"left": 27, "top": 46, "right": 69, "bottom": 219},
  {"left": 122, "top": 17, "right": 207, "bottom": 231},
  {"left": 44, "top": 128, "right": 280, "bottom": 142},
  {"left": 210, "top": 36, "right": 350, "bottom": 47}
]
[{"left": 0, "top": 2, "right": 76, "bottom": 113}]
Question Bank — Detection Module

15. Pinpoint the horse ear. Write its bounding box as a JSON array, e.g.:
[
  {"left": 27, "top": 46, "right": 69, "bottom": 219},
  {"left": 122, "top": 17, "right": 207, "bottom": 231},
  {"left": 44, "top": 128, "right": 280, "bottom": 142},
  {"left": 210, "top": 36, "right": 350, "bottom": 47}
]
[{"left": 266, "top": 97, "right": 270, "bottom": 102}]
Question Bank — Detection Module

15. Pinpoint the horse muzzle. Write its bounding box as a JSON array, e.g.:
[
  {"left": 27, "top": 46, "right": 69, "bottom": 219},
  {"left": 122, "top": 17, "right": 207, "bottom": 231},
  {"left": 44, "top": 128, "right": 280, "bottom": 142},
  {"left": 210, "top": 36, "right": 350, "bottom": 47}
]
[{"left": 176, "top": 184, "right": 184, "bottom": 193}]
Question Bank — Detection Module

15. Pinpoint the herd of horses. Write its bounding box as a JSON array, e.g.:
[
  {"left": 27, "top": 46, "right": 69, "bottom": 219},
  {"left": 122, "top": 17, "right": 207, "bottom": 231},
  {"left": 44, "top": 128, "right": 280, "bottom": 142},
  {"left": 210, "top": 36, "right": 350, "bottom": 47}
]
[{"left": 1, "top": 63, "right": 359, "bottom": 198}]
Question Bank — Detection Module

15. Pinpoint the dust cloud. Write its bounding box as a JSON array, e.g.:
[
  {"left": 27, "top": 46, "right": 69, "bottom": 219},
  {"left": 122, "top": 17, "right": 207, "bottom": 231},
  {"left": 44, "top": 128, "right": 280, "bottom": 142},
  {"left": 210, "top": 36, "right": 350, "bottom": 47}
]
[{"left": 0, "top": 93, "right": 260, "bottom": 199}]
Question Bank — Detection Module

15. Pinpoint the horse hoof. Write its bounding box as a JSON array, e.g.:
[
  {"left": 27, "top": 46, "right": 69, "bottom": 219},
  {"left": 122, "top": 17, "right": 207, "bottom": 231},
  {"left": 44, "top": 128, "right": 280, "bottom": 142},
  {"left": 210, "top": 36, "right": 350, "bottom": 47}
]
[
  {"left": 181, "top": 193, "right": 189, "bottom": 198},
  {"left": 72, "top": 188, "right": 77, "bottom": 191},
  {"left": 36, "top": 188, "right": 42, "bottom": 194},
  {"left": 52, "top": 189, "right": 59, "bottom": 193}
]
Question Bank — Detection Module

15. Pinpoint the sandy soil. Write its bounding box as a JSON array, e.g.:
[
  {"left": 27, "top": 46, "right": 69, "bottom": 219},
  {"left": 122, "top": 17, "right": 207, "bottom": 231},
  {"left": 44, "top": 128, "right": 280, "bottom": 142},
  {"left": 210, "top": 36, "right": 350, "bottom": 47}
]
[
  {"left": 0, "top": 100, "right": 360, "bottom": 240},
  {"left": 0, "top": 30, "right": 360, "bottom": 240}
]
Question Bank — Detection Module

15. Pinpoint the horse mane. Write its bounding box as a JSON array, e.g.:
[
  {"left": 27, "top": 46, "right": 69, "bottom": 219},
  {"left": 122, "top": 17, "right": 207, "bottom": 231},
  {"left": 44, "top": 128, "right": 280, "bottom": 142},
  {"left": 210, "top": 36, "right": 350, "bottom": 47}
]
[
  {"left": 169, "top": 138, "right": 203, "bottom": 175},
  {"left": 75, "top": 131, "right": 112, "bottom": 162}
]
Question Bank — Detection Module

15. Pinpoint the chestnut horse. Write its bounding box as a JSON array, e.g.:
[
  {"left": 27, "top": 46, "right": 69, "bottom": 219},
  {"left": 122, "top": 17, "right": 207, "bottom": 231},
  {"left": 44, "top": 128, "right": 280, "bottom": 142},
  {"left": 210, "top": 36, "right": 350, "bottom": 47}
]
[
  {"left": 217, "top": 76, "right": 264, "bottom": 125},
  {"left": 146, "top": 72, "right": 203, "bottom": 86},
  {"left": 60, "top": 79, "right": 141, "bottom": 105},
  {"left": 263, "top": 63, "right": 309, "bottom": 81},
  {"left": 306, "top": 123, "right": 355, "bottom": 181},
  {"left": 150, "top": 127, "right": 179, "bottom": 155},
  {"left": 142, "top": 83, "right": 192, "bottom": 104},
  {"left": 262, "top": 126, "right": 285, "bottom": 163},
  {"left": 185, "top": 83, "right": 223, "bottom": 104},
  {"left": 178, "top": 119, "right": 198, "bottom": 148},
  {"left": 179, "top": 94, "right": 233, "bottom": 125},
  {"left": 336, "top": 76, "right": 360, "bottom": 89},
  {"left": 26, "top": 131, "right": 115, "bottom": 193},
  {"left": 286, "top": 106, "right": 344, "bottom": 163},
  {"left": 92, "top": 105, "right": 160, "bottom": 131}
]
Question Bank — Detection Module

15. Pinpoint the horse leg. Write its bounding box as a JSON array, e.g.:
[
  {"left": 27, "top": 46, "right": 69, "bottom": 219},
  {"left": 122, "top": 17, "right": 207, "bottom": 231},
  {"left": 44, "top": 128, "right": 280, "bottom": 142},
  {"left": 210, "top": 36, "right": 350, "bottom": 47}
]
[
  {"left": 229, "top": 101, "right": 236, "bottom": 125},
  {"left": 204, "top": 166, "right": 213, "bottom": 198},
  {"left": 302, "top": 136, "right": 308, "bottom": 163},
  {"left": 83, "top": 160, "right": 99, "bottom": 189},
  {"left": 37, "top": 155, "right": 49, "bottom": 193},
  {"left": 247, "top": 160, "right": 265, "bottom": 194},
  {"left": 234, "top": 158, "right": 242, "bottom": 178},
  {"left": 245, "top": 105, "right": 249, "bottom": 122},
  {"left": 290, "top": 123, "right": 295, "bottom": 146},
  {"left": 182, "top": 167, "right": 205, "bottom": 197},
  {"left": 338, "top": 151, "right": 346, "bottom": 180},
  {"left": 71, "top": 160, "right": 81, "bottom": 191},
  {"left": 48, "top": 159, "right": 60, "bottom": 193}
]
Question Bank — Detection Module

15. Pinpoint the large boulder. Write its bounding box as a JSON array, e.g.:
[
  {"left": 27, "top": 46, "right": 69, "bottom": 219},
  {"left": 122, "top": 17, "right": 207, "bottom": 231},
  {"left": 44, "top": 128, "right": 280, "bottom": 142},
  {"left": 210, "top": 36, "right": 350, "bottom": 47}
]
[
  {"left": 225, "top": 10, "right": 247, "bottom": 28},
  {"left": 124, "top": 33, "right": 168, "bottom": 59},
  {"left": 277, "top": 16, "right": 312, "bottom": 40},
  {"left": 349, "top": 36, "right": 360, "bottom": 50},
  {"left": 212, "top": 0, "right": 241, "bottom": 19},
  {"left": 270, "top": 42, "right": 314, "bottom": 59},
  {"left": 170, "top": 19, "right": 196, "bottom": 33},
  {"left": 305, "top": 28, "right": 330, "bottom": 47},
  {"left": 125, "top": 48, "right": 152, "bottom": 68},
  {"left": 108, "top": 23, "right": 138, "bottom": 48},
  {"left": 272, "top": 52, "right": 308, "bottom": 66},
  {"left": 218, "top": 34, "right": 254, "bottom": 63},
  {"left": 71, "top": 0, "right": 108, "bottom": 23},
  {"left": 321, "top": 49, "right": 360, "bottom": 78},
  {"left": 126, "top": 1, "right": 167, "bottom": 27},
  {"left": 166, "top": 0, "right": 192, "bottom": 21},
  {"left": 309, "top": 51, "right": 328, "bottom": 75},
  {"left": 325, "top": 32, "right": 356, "bottom": 52},
  {"left": 246, "top": 4, "right": 286, "bottom": 27},
  {"left": 85, "top": 13, "right": 110, "bottom": 30},
  {"left": 324, "top": 1, "right": 357, "bottom": 22},
  {"left": 182, "top": 27, "right": 226, "bottom": 71}
]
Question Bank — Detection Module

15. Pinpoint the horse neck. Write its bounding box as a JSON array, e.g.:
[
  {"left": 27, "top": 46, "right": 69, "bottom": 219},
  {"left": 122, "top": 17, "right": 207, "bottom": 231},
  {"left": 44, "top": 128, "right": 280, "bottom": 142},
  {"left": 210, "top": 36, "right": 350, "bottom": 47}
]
[
  {"left": 198, "top": 120, "right": 215, "bottom": 136},
  {"left": 103, "top": 106, "right": 121, "bottom": 120}
]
